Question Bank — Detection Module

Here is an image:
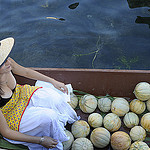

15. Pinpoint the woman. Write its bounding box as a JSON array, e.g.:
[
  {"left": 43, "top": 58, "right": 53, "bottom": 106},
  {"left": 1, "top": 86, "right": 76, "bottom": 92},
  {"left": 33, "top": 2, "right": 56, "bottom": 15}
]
[{"left": 0, "top": 37, "right": 79, "bottom": 150}]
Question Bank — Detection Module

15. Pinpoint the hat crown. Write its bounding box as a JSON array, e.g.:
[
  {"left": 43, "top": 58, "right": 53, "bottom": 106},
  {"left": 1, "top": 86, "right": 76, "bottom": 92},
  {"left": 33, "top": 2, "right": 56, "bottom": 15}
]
[{"left": 0, "top": 37, "right": 14, "bottom": 66}]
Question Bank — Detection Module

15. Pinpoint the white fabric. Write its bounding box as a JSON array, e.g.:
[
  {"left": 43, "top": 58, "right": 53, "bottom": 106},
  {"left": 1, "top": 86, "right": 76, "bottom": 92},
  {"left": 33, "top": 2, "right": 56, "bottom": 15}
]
[
  {"left": 35, "top": 80, "right": 73, "bottom": 102},
  {"left": 5, "top": 81, "right": 80, "bottom": 150}
]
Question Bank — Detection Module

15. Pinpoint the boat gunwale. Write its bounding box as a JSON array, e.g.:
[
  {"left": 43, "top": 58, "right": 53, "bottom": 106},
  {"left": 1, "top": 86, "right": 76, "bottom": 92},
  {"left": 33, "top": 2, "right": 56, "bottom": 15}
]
[{"left": 29, "top": 68, "right": 150, "bottom": 74}]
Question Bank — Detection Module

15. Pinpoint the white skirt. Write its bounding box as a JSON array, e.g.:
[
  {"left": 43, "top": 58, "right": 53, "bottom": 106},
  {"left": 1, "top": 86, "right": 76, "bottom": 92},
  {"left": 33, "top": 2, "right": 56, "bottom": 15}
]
[{"left": 5, "top": 81, "right": 80, "bottom": 150}]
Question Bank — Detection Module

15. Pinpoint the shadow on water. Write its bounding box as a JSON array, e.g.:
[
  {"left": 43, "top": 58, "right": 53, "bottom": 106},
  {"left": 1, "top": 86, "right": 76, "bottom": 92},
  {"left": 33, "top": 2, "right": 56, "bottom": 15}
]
[
  {"left": 0, "top": 0, "right": 150, "bottom": 69},
  {"left": 127, "top": 0, "right": 150, "bottom": 28},
  {"left": 135, "top": 16, "right": 150, "bottom": 28},
  {"left": 127, "top": 0, "right": 150, "bottom": 8}
]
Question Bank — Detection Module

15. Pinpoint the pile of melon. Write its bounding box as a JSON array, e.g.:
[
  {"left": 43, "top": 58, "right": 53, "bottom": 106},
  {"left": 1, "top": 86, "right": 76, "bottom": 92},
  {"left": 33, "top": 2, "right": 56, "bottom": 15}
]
[{"left": 64, "top": 82, "right": 150, "bottom": 150}]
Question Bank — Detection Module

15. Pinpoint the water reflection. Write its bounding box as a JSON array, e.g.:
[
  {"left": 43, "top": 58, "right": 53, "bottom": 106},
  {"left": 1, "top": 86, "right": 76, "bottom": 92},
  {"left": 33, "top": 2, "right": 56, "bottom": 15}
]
[
  {"left": 135, "top": 16, "right": 150, "bottom": 28},
  {"left": 127, "top": 0, "right": 150, "bottom": 8},
  {"left": 127, "top": 0, "right": 150, "bottom": 28}
]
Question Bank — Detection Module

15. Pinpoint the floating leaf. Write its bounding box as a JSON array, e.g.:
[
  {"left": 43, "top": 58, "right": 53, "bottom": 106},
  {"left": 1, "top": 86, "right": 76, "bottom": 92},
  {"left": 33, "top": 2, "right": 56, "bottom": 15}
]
[
  {"left": 68, "top": 2, "right": 79, "bottom": 9},
  {"left": 59, "top": 18, "right": 65, "bottom": 21},
  {"left": 46, "top": 17, "right": 65, "bottom": 21}
]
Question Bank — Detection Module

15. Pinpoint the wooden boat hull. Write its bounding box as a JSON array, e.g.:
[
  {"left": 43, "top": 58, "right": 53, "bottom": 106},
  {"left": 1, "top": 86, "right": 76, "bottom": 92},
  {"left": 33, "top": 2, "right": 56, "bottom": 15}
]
[
  {"left": 14, "top": 68, "right": 150, "bottom": 150},
  {"left": 15, "top": 68, "right": 150, "bottom": 98}
]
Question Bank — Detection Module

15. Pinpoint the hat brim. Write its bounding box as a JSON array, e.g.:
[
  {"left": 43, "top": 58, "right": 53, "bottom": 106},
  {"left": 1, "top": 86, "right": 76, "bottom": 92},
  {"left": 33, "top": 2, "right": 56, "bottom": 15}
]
[{"left": 0, "top": 37, "right": 14, "bottom": 67}]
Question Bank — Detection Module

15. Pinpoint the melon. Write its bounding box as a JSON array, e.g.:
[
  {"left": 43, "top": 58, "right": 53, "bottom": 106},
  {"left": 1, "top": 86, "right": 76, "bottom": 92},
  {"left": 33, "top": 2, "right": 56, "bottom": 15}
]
[
  {"left": 134, "top": 82, "right": 150, "bottom": 101},
  {"left": 79, "top": 94, "right": 97, "bottom": 113},
  {"left": 88, "top": 113, "right": 103, "bottom": 128},
  {"left": 141, "top": 113, "right": 150, "bottom": 132},
  {"left": 68, "top": 93, "right": 78, "bottom": 109},
  {"left": 123, "top": 112, "right": 139, "bottom": 128},
  {"left": 98, "top": 97, "right": 111, "bottom": 112},
  {"left": 129, "top": 126, "right": 146, "bottom": 141},
  {"left": 71, "top": 120, "right": 90, "bottom": 138},
  {"left": 90, "top": 127, "right": 110, "bottom": 148},
  {"left": 103, "top": 113, "right": 121, "bottom": 132},
  {"left": 130, "top": 99, "right": 146, "bottom": 114},
  {"left": 111, "top": 131, "right": 131, "bottom": 150},
  {"left": 129, "top": 141, "right": 149, "bottom": 150},
  {"left": 71, "top": 138, "right": 94, "bottom": 150},
  {"left": 111, "top": 98, "right": 129, "bottom": 116},
  {"left": 63, "top": 130, "right": 74, "bottom": 150},
  {"left": 146, "top": 99, "right": 150, "bottom": 111}
]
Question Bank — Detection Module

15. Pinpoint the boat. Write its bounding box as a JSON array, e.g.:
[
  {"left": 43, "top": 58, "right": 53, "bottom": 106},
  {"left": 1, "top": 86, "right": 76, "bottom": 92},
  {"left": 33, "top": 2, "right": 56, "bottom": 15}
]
[
  {"left": 1, "top": 68, "right": 150, "bottom": 150},
  {"left": 15, "top": 68, "right": 150, "bottom": 99}
]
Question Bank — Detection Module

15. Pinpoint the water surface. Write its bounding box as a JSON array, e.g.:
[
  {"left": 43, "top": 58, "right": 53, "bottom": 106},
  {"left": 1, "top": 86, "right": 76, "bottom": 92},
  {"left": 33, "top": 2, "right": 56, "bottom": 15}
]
[{"left": 0, "top": 0, "right": 150, "bottom": 69}]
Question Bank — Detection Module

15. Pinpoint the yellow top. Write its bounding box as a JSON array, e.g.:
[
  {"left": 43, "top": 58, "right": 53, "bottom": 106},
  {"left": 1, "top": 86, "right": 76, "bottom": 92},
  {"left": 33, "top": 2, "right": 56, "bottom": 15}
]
[{"left": 1, "top": 84, "right": 41, "bottom": 131}]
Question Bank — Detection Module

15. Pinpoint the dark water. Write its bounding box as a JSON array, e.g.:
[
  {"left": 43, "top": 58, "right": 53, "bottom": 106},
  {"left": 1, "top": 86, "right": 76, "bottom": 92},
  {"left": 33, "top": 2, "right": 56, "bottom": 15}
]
[{"left": 0, "top": 0, "right": 150, "bottom": 69}]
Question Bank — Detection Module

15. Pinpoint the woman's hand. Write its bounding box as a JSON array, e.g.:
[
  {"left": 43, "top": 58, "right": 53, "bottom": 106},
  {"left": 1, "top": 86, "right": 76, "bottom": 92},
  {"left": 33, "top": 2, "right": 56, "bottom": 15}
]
[
  {"left": 52, "top": 80, "right": 68, "bottom": 94},
  {"left": 40, "top": 136, "right": 58, "bottom": 149}
]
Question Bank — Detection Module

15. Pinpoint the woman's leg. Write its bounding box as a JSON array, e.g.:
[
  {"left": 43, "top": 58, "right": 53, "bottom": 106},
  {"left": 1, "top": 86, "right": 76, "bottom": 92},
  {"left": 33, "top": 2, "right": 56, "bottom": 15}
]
[
  {"left": 5, "top": 107, "right": 69, "bottom": 150},
  {"left": 30, "top": 88, "right": 80, "bottom": 124}
]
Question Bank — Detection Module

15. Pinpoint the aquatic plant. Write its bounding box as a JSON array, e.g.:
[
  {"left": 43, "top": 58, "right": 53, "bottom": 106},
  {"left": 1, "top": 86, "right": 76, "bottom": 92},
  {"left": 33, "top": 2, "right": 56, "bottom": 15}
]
[
  {"left": 73, "top": 35, "right": 104, "bottom": 68},
  {"left": 116, "top": 56, "right": 139, "bottom": 69},
  {"left": 41, "top": 0, "right": 48, "bottom": 8}
]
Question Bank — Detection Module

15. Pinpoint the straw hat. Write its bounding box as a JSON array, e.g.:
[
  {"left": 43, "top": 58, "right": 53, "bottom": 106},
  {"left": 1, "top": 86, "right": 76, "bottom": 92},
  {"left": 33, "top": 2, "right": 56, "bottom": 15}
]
[{"left": 0, "top": 37, "right": 14, "bottom": 66}]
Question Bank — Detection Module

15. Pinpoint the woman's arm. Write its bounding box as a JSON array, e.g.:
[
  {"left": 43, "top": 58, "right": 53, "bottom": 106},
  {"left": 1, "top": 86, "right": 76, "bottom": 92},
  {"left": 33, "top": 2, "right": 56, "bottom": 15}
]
[
  {"left": 0, "top": 110, "right": 58, "bottom": 149},
  {"left": 8, "top": 57, "right": 68, "bottom": 94}
]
